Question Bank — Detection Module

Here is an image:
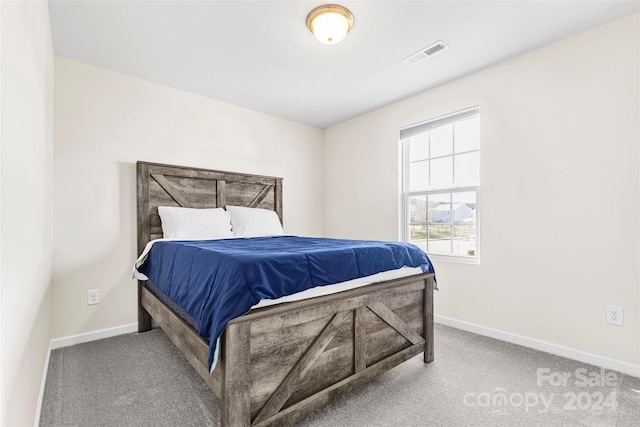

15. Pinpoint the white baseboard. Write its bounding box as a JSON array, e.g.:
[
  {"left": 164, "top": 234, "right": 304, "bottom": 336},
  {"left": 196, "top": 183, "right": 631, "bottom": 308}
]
[
  {"left": 50, "top": 322, "right": 138, "bottom": 350},
  {"left": 435, "top": 315, "right": 640, "bottom": 378},
  {"left": 34, "top": 340, "right": 52, "bottom": 427}
]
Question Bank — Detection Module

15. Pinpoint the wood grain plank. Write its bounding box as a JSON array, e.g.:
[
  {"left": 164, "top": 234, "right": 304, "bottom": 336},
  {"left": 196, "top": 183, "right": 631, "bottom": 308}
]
[
  {"left": 249, "top": 297, "right": 367, "bottom": 335},
  {"left": 250, "top": 315, "right": 330, "bottom": 354},
  {"left": 367, "top": 302, "right": 424, "bottom": 345},
  {"left": 160, "top": 176, "right": 217, "bottom": 208},
  {"left": 283, "top": 345, "right": 353, "bottom": 409},
  {"left": 366, "top": 326, "right": 419, "bottom": 366},
  {"left": 248, "top": 185, "right": 274, "bottom": 208},
  {"left": 144, "top": 162, "right": 279, "bottom": 186},
  {"left": 149, "top": 180, "right": 179, "bottom": 208},
  {"left": 274, "top": 179, "right": 283, "bottom": 224},
  {"left": 216, "top": 180, "right": 226, "bottom": 207},
  {"left": 363, "top": 303, "right": 423, "bottom": 336},
  {"left": 249, "top": 336, "right": 316, "bottom": 396},
  {"left": 252, "top": 311, "right": 350, "bottom": 425},
  {"left": 249, "top": 316, "right": 354, "bottom": 403},
  {"left": 424, "top": 276, "right": 435, "bottom": 363},
  {"left": 251, "top": 342, "right": 355, "bottom": 416},
  {"left": 249, "top": 316, "right": 355, "bottom": 406},
  {"left": 225, "top": 181, "right": 272, "bottom": 208},
  {"left": 222, "top": 322, "right": 251, "bottom": 427},
  {"left": 354, "top": 307, "right": 366, "bottom": 373},
  {"left": 151, "top": 173, "right": 191, "bottom": 207},
  {"left": 137, "top": 281, "right": 151, "bottom": 333},
  {"left": 136, "top": 162, "right": 150, "bottom": 256}
]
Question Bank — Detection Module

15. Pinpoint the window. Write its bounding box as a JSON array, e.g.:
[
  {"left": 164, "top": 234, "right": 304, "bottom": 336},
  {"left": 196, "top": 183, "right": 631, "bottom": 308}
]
[{"left": 400, "top": 107, "right": 480, "bottom": 262}]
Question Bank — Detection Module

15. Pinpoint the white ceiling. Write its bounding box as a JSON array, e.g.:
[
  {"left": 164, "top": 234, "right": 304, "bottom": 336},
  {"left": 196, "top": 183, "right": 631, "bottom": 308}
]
[{"left": 48, "top": 1, "right": 639, "bottom": 128}]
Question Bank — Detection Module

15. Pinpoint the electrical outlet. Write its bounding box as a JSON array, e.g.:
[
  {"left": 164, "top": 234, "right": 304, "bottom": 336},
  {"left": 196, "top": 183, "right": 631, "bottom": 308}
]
[
  {"left": 606, "top": 305, "right": 623, "bottom": 326},
  {"left": 88, "top": 289, "right": 100, "bottom": 305}
]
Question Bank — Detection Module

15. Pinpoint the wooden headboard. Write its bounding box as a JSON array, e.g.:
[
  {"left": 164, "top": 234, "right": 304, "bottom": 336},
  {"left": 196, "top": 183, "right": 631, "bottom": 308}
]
[{"left": 136, "top": 161, "right": 283, "bottom": 254}]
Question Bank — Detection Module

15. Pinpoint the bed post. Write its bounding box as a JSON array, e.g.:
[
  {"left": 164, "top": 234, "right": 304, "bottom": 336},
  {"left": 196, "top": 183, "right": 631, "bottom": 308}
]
[
  {"left": 221, "top": 322, "right": 251, "bottom": 427},
  {"left": 136, "top": 162, "right": 153, "bottom": 333},
  {"left": 274, "top": 177, "right": 283, "bottom": 225},
  {"left": 424, "top": 276, "right": 434, "bottom": 363},
  {"left": 138, "top": 281, "right": 152, "bottom": 332}
]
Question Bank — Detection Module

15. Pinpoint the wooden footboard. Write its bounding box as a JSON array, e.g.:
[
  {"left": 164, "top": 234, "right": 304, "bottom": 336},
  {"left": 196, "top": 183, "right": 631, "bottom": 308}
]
[{"left": 140, "top": 272, "right": 435, "bottom": 427}]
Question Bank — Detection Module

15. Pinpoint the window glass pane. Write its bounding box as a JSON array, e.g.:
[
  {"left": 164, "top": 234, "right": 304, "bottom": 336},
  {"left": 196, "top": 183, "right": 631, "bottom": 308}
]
[
  {"left": 408, "top": 195, "right": 427, "bottom": 224},
  {"left": 409, "top": 160, "right": 429, "bottom": 191},
  {"left": 452, "top": 191, "right": 476, "bottom": 224},
  {"left": 428, "top": 193, "right": 451, "bottom": 224},
  {"left": 452, "top": 191, "right": 476, "bottom": 257},
  {"left": 410, "top": 224, "right": 427, "bottom": 242},
  {"left": 430, "top": 156, "right": 453, "bottom": 189},
  {"left": 408, "top": 195, "right": 427, "bottom": 252},
  {"left": 454, "top": 151, "right": 479, "bottom": 186},
  {"left": 454, "top": 116, "right": 479, "bottom": 153},
  {"left": 428, "top": 224, "right": 452, "bottom": 255},
  {"left": 453, "top": 225, "right": 476, "bottom": 257},
  {"left": 430, "top": 124, "right": 453, "bottom": 158},
  {"left": 408, "top": 133, "right": 429, "bottom": 161},
  {"left": 410, "top": 227, "right": 427, "bottom": 252}
]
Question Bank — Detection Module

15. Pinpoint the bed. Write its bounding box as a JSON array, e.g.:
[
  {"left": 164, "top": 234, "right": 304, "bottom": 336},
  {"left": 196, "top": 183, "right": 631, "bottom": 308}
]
[{"left": 135, "top": 161, "right": 437, "bottom": 427}]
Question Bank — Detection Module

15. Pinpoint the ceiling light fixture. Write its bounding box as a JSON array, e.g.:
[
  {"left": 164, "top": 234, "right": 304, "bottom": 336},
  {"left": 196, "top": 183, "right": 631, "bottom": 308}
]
[{"left": 306, "top": 4, "right": 354, "bottom": 45}]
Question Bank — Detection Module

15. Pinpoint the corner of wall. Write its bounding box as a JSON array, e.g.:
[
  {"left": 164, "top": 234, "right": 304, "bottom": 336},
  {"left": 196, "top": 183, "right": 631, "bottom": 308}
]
[{"left": 1, "top": 0, "right": 55, "bottom": 425}]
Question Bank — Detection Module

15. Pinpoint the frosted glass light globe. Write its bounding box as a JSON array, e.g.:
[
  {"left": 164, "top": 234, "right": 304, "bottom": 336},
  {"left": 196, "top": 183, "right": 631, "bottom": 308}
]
[
  {"left": 311, "top": 12, "right": 350, "bottom": 44},
  {"left": 306, "top": 5, "right": 354, "bottom": 45}
]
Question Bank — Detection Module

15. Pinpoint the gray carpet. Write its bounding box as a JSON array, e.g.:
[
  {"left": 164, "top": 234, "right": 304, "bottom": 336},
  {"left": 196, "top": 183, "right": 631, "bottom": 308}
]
[{"left": 40, "top": 325, "right": 639, "bottom": 426}]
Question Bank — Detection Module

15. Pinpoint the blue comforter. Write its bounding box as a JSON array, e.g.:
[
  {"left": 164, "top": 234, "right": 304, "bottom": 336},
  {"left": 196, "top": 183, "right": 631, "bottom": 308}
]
[{"left": 137, "top": 236, "right": 434, "bottom": 371}]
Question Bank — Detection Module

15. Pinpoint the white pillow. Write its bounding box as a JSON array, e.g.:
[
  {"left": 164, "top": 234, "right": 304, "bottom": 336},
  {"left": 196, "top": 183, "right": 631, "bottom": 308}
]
[
  {"left": 157, "top": 206, "right": 233, "bottom": 239},
  {"left": 225, "top": 206, "right": 284, "bottom": 237}
]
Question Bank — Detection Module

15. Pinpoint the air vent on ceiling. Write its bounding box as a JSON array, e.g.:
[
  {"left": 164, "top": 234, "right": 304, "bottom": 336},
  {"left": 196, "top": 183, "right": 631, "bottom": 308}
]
[{"left": 403, "top": 40, "right": 449, "bottom": 66}]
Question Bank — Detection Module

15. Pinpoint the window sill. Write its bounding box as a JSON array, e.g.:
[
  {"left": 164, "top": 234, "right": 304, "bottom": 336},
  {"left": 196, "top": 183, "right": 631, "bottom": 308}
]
[{"left": 427, "top": 254, "right": 480, "bottom": 265}]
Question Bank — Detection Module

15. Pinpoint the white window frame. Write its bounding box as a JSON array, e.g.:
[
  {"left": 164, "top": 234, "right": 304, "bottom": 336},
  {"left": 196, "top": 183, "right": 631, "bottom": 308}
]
[{"left": 399, "top": 106, "right": 480, "bottom": 264}]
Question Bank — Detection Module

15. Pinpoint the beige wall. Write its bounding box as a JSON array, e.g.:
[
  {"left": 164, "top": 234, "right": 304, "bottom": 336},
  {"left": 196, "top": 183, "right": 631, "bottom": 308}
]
[
  {"left": 52, "top": 57, "right": 324, "bottom": 338},
  {"left": 1, "top": 1, "right": 54, "bottom": 425},
  {"left": 324, "top": 13, "right": 639, "bottom": 364}
]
